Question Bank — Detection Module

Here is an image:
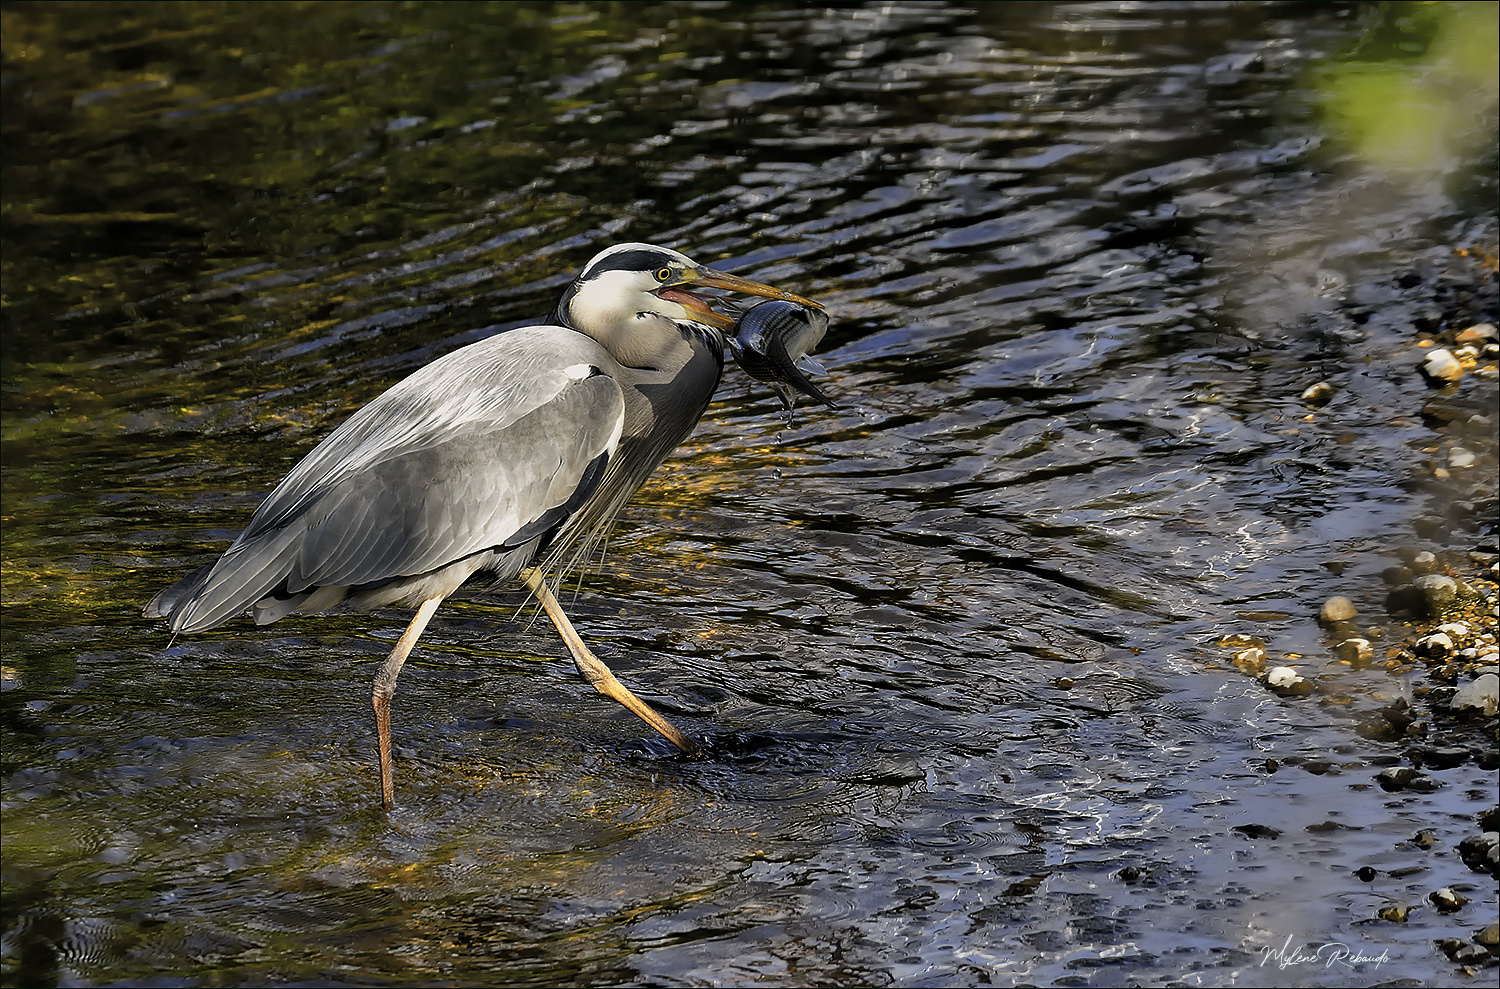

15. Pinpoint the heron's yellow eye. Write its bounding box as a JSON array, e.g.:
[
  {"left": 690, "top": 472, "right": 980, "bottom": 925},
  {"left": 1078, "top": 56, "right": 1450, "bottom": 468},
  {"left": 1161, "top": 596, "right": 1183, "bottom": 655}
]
[{"left": 655, "top": 267, "right": 673, "bottom": 282}]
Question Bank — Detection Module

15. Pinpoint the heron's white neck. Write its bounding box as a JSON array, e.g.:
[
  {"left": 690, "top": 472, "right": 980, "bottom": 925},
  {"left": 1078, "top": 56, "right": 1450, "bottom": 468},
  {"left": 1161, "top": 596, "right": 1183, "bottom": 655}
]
[{"left": 565, "top": 270, "right": 710, "bottom": 370}]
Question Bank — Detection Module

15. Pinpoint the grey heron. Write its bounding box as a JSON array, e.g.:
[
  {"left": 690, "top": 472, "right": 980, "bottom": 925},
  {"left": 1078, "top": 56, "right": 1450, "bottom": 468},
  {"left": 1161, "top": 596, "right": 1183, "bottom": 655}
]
[{"left": 144, "top": 243, "right": 825, "bottom": 809}]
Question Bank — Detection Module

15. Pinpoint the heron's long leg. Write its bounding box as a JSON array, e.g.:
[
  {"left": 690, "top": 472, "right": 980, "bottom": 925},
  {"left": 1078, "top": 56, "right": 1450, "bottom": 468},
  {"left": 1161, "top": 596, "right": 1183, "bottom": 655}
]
[
  {"left": 521, "top": 569, "right": 699, "bottom": 755},
  {"left": 372, "top": 596, "right": 444, "bottom": 810}
]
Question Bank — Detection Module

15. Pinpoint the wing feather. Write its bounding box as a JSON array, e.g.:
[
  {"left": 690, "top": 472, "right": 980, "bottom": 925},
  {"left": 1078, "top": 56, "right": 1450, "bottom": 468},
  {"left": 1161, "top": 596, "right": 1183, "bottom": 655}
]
[{"left": 155, "top": 326, "right": 626, "bottom": 633}]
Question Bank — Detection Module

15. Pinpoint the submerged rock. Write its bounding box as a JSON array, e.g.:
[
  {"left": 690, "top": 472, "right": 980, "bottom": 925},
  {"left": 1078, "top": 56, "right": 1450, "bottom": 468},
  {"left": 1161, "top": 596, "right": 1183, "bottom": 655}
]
[
  {"left": 1334, "top": 637, "right": 1374, "bottom": 666},
  {"left": 1264, "top": 666, "right": 1312, "bottom": 696},
  {"left": 1429, "top": 887, "right": 1470, "bottom": 912},
  {"left": 1319, "top": 596, "right": 1358, "bottom": 623},
  {"left": 1300, "top": 380, "right": 1335, "bottom": 405}
]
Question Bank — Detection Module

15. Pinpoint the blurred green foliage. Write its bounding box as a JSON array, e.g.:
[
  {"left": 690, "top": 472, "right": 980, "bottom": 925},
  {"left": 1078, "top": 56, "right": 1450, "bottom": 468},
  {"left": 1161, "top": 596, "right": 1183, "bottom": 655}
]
[{"left": 1319, "top": 1, "right": 1499, "bottom": 180}]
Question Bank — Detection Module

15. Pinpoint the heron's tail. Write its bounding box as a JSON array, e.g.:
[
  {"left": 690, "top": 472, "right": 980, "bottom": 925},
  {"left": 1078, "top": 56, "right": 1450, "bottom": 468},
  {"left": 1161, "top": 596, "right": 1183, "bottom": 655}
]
[{"left": 143, "top": 563, "right": 217, "bottom": 624}]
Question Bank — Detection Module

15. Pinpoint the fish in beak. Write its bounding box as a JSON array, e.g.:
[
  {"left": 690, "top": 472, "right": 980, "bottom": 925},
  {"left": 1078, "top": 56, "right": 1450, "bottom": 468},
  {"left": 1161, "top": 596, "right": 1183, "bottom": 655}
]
[{"left": 729, "top": 299, "right": 835, "bottom": 410}]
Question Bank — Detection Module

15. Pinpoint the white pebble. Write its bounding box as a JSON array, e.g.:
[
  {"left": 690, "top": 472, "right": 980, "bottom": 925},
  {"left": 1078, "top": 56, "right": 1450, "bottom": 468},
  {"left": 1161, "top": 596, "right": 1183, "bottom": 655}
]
[
  {"left": 1451, "top": 673, "right": 1499, "bottom": 716},
  {"left": 1437, "top": 622, "right": 1471, "bottom": 642},
  {"left": 1415, "top": 632, "right": 1454, "bottom": 658},
  {"left": 1266, "top": 666, "right": 1303, "bottom": 687},
  {"left": 1420, "top": 348, "right": 1464, "bottom": 383},
  {"left": 1456, "top": 322, "right": 1497, "bottom": 345}
]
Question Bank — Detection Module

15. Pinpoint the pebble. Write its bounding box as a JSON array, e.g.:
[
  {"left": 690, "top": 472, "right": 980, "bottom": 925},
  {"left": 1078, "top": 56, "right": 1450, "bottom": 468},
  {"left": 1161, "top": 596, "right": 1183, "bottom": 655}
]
[
  {"left": 1419, "top": 348, "right": 1464, "bottom": 383},
  {"left": 1455, "top": 322, "right": 1497, "bottom": 346},
  {"left": 1413, "top": 573, "right": 1459, "bottom": 616},
  {"left": 1410, "top": 744, "right": 1470, "bottom": 769},
  {"left": 1478, "top": 921, "right": 1500, "bottom": 946},
  {"left": 1377, "top": 766, "right": 1418, "bottom": 789},
  {"left": 1232, "top": 646, "right": 1266, "bottom": 673},
  {"left": 1377, "top": 904, "right": 1412, "bottom": 922},
  {"left": 1429, "top": 887, "right": 1469, "bottom": 912},
  {"left": 1264, "top": 666, "right": 1312, "bottom": 695},
  {"left": 1319, "top": 595, "right": 1358, "bottom": 623},
  {"left": 1443, "top": 942, "right": 1491, "bottom": 964},
  {"left": 1334, "top": 637, "right": 1374, "bottom": 665},
  {"left": 1414, "top": 632, "right": 1454, "bottom": 659},
  {"left": 1450, "top": 673, "right": 1499, "bottom": 715},
  {"left": 1458, "top": 832, "right": 1500, "bottom": 875},
  {"left": 1300, "top": 381, "right": 1334, "bottom": 405},
  {"left": 1376, "top": 766, "right": 1442, "bottom": 792},
  {"left": 1410, "top": 550, "right": 1441, "bottom": 574},
  {"left": 1448, "top": 447, "right": 1476, "bottom": 469},
  {"left": 1437, "top": 621, "right": 1473, "bottom": 641}
]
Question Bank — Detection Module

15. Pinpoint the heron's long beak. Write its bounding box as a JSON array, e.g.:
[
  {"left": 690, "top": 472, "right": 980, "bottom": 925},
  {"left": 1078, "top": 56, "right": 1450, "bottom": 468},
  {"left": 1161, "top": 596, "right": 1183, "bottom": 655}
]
[{"left": 665, "top": 266, "right": 822, "bottom": 330}]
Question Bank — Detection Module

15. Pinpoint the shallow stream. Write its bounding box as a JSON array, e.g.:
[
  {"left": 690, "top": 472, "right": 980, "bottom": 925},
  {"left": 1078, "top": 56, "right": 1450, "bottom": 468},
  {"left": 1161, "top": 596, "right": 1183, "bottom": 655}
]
[{"left": 4, "top": 3, "right": 1497, "bottom": 985}]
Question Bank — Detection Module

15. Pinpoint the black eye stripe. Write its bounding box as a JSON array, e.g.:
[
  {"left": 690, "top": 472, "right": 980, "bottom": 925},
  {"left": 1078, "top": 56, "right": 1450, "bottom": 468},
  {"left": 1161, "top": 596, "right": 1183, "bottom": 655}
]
[{"left": 583, "top": 249, "right": 680, "bottom": 278}]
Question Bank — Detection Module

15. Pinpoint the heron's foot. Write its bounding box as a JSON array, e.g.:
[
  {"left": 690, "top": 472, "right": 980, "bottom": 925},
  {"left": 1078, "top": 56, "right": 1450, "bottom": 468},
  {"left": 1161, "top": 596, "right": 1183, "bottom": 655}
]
[
  {"left": 522, "top": 568, "right": 700, "bottom": 756},
  {"left": 576, "top": 657, "right": 701, "bottom": 756}
]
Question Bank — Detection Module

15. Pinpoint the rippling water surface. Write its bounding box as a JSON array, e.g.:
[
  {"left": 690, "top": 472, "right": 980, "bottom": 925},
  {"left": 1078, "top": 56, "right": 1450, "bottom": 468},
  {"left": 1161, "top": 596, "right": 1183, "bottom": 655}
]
[{"left": 4, "top": 2, "right": 1497, "bottom": 986}]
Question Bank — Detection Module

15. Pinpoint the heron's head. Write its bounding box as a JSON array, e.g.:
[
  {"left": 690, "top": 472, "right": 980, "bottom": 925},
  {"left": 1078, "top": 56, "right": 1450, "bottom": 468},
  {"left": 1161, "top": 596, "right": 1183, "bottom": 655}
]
[{"left": 552, "top": 243, "right": 820, "bottom": 367}]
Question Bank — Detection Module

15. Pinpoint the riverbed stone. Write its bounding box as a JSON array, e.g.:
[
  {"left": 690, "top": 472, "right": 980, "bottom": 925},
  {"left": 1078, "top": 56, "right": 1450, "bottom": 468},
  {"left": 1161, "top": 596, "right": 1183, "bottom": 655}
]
[
  {"left": 1410, "top": 744, "right": 1471, "bottom": 769},
  {"left": 1436, "top": 621, "right": 1473, "bottom": 643},
  {"left": 1419, "top": 347, "right": 1464, "bottom": 383},
  {"left": 1414, "top": 631, "right": 1454, "bottom": 659},
  {"left": 1376, "top": 766, "right": 1420, "bottom": 790},
  {"left": 1319, "top": 595, "right": 1357, "bottom": 623},
  {"left": 1448, "top": 447, "right": 1476, "bottom": 469},
  {"left": 1334, "top": 637, "right": 1374, "bottom": 665},
  {"left": 1458, "top": 832, "right": 1500, "bottom": 876},
  {"left": 1455, "top": 322, "right": 1497, "bottom": 346},
  {"left": 1450, "top": 673, "right": 1499, "bottom": 715},
  {"left": 1300, "top": 380, "right": 1334, "bottom": 405},
  {"left": 1264, "top": 666, "right": 1312, "bottom": 695},
  {"left": 1383, "top": 564, "right": 1414, "bottom": 586},
  {"left": 1448, "top": 943, "right": 1490, "bottom": 965},
  {"left": 1429, "top": 887, "right": 1469, "bottom": 912},
  {"left": 1413, "top": 573, "right": 1459, "bottom": 616}
]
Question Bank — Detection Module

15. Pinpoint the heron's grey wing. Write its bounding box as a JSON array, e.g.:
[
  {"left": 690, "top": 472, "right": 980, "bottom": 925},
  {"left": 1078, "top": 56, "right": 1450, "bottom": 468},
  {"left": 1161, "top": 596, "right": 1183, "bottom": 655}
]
[
  {"left": 150, "top": 327, "right": 625, "bottom": 633},
  {"left": 282, "top": 370, "right": 623, "bottom": 589},
  {"left": 244, "top": 326, "right": 593, "bottom": 535}
]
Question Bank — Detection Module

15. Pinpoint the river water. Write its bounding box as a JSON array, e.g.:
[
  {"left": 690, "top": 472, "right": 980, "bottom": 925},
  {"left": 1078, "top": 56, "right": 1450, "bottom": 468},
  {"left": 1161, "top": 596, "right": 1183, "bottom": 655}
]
[{"left": 3, "top": 2, "right": 1497, "bottom": 986}]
